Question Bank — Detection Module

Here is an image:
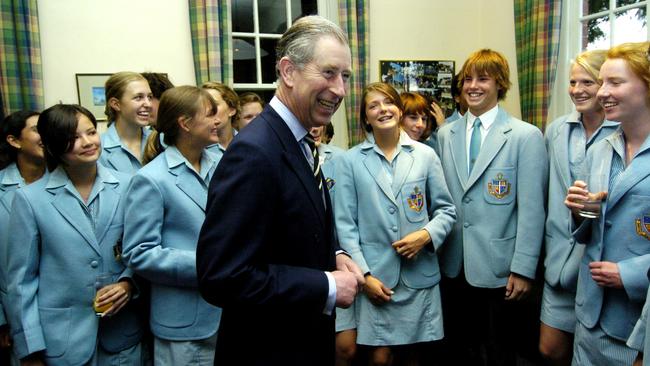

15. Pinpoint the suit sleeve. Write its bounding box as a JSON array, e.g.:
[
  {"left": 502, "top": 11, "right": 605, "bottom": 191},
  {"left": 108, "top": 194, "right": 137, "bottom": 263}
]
[
  {"left": 511, "top": 128, "right": 548, "bottom": 279},
  {"left": 122, "top": 173, "right": 198, "bottom": 287},
  {"left": 423, "top": 149, "right": 456, "bottom": 251},
  {"left": 197, "top": 141, "right": 329, "bottom": 312},
  {"left": 5, "top": 190, "right": 46, "bottom": 359}
]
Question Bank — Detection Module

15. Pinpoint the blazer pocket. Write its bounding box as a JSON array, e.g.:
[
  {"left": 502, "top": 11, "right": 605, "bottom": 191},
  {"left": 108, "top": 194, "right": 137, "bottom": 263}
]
[
  {"left": 489, "top": 235, "right": 516, "bottom": 277},
  {"left": 402, "top": 178, "right": 428, "bottom": 223},
  {"left": 152, "top": 287, "right": 198, "bottom": 328},
  {"left": 40, "top": 307, "right": 71, "bottom": 358},
  {"left": 483, "top": 167, "right": 516, "bottom": 205}
]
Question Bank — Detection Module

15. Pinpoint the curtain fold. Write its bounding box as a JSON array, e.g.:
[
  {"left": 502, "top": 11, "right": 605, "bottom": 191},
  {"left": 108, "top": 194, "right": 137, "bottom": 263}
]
[
  {"left": 189, "top": 0, "right": 232, "bottom": 86},
  {"left": 339, "top": 0, "right": 369, "bottom": 147},
  {"left": 0, "top": 0, "right": 44, "bottom": 115},
  {"left": 513, "top": 0, "right": 562, "bottom": 131}
]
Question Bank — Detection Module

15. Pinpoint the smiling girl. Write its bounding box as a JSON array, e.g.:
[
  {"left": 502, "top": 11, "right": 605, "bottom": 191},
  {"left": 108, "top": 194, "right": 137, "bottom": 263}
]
[{"left": 334, "top": 82, "right": 456, "bottom": 365}]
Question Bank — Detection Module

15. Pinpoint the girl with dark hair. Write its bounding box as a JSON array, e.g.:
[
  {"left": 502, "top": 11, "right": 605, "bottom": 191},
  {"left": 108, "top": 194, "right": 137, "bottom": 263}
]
[
  {"left": 123, "top": 86, "right": 222, "bottom": 365},
  {"left": 0, "top": 110, "right": 45, "bottom": 366},
  {"left": 3, "top": 104, "right": 143, "bottom": 366}
]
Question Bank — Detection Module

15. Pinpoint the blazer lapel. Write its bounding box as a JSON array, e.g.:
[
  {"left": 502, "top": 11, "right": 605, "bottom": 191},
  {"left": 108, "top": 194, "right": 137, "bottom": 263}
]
[
  {"left": 362, "top": 150, "right": 398, "bottom": 205},
  {"left": 175, "top": 167, "right": 207, "bottom": 212},
  {"left": 391, "top": 146, "right": 414, "bottom": 197},
  {"left": 466, "top": 110, "right": 510, "bottom": 189},
  {"left": 94, "top": 181, "right": 121, "bottom": 245},
  {"left": 49, "top": 187, "right": 101, "bottom": 254},
  {"left": 449, "top": 117, "right": 470, "bottom": 190},
  {"left": 551, "top": 121, "right": 573, "bottom": 191},
  {"left": 607, "top": 138, "right": 650, "bottom": 209}
]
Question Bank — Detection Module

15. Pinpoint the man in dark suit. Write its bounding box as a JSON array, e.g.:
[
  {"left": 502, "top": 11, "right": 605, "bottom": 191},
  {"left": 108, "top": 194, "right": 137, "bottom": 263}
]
[{"left": 196, "top": 15, "right": 364, "bottom": 366}]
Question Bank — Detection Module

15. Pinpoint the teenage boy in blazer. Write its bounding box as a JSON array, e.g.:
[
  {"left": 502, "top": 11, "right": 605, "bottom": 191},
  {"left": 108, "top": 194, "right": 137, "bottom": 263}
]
[{"left": 436, "top": 49, "right": 548, "bottom": 365}]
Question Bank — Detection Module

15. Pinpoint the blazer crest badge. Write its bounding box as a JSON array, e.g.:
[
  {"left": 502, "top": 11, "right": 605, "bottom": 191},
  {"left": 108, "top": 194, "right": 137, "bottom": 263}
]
[
  {"left": 487, "top": 173, "right": 511, "bottom": 199},
  {"left": 635, "top": 214, "right": 650, "bottom": 241},
  {"left": 407, "top": 186, "right": 424, "bottom": 212}
]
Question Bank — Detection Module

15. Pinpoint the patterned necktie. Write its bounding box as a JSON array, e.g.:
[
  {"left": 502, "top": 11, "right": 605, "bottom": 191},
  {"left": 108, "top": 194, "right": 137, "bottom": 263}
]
[
  {"left": 304, "top": 136, "right": 322, "bottom": 191},
  {"left": 469, "top": 117, "right": 482, "bottom": 174}
]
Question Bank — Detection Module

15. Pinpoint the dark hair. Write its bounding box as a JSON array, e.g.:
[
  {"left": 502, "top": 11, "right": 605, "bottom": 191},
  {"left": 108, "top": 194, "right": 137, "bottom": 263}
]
[
  {"left": 141, "top": 72, "right": 174, "bottom": 99},
  {"left": 360, "top": 82, "right": 403, "bottom": 133},
  {"left": 324, "top": 123, "right": 334, "bottom": 140},
  {"left": 238, "top": 92, "right": 265, "bottom": 107},
  {"left": 38, "top": 104, "right": 96, "bottom": 171},
  {"left": 0, "top": 110, "right": 40, "bottom": 169},
  {"left": 143, "top": 86, "right": 218, "bottom": 164}
]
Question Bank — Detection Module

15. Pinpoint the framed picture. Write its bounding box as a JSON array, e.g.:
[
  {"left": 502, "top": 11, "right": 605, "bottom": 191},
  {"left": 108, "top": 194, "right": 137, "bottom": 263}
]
[
  {"left": 76, "top": 73, "right": 111, "bottom": 121},
  {"left": 379, "top": 60, "right": 456, "bottom": 116}
]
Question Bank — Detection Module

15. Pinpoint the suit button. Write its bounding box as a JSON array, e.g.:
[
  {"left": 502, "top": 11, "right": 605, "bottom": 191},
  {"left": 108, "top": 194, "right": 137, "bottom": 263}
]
[
  {"left": 463, "top": 197, "right": 471, "bottom": 204},
  {"left": 391, "top": 226, "right": 398, "bottom": 232},
  {"left": 388, "top": 207, "right": 396, "bottom": 214},
  {"left": 91, "top": 260, "right": 99, "bottom": 268},
  {"left": 605, "top": 220, "right": 612, "bottom": 228},
  {"left": 463, "top": 222, "right": 470, "bottom": 228},
  {"left": 569, "top": 239, "right": 575, "bottom": 245}
]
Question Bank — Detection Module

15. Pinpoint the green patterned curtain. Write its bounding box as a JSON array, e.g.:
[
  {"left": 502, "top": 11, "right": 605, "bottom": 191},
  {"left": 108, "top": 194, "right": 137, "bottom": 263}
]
[
  {"left": 0, "top": 0, "right": 43, "bottom": 115},
  {"left": 189, "top": 0, "right": 232, "bottom": 86},
  {"left": 514, "top": 0, "right": 562, "bottom": 131},
  {"left": 339, "top": 0, "right": 369, "bottom": 147}
]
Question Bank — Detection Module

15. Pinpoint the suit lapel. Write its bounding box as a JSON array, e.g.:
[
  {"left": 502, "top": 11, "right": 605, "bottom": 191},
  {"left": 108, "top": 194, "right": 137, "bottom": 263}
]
[
  {"left": 466, "top": 109, "right": 510, "bottom": 189},
  {"left": 391, "top": 147, "right": 414, "bottom": 198},
  {"left": 362, "top": 150, "right": 397, "bottom": 205},
  {"left": 449, "top": 117, "right": 469, "bottom": 190},
  {"left": 607, "top": 139, "right": 650, "bottom": 209},
  {"left": 551, "top": 121, "right": 573, "bottom": 191},
  {"left": 49, "top": 187, "right": 101, "bottom": 254},
  {"left": 94, "top": 181, "right": 120, "bottom": 244}
]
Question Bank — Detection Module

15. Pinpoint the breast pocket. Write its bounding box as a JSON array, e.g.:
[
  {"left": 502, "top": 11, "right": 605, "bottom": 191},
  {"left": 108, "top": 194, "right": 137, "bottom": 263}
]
[
  {"left": 483, "top": 167, "right": 516, "bottom": 205},
  {"left": 628, "top": 194, "right": 650, "bottom": 255},
  {"left": 401, "top": 178, "right": 428, "bottom": 223}
]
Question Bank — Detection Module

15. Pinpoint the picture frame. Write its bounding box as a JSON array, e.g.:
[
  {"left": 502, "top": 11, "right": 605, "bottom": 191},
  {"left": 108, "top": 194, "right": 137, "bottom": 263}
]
[
  {"left": 75, "top": 73, "right": 111, "bottom": 121},
  {"left": 379, "top": 60, "right": 456, "bottom": 116}
]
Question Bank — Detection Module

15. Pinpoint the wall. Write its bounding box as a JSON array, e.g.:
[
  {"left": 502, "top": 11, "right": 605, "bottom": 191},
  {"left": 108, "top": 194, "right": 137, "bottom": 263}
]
[
  {"left": 368, "top": 0, "right": 522, "bottom": 118},
  {"left": 37, "top": 0, "right": 522, "bottom": 142}
]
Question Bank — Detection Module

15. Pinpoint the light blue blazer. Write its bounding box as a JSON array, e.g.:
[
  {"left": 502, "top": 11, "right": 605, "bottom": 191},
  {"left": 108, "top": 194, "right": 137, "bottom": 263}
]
[
  {"left": 0, "top": 163, "right": 26, "bottom": 327},
  {"left": 334, "top": 132, "right": 456, "bottom": 289},
  {"left": 319, "top": 143, "right": 345, "bottom": 195},
  {"left": 574, "top": 128, "right": 650, "bottom": 341},
  {"left": 122, "top": 146, "right": 221, "bottom": 341},
  {"left": 436, "top": 107, "right": 548, "bottom": 288},
  {"left": 4, "top": 165, "right": 141, "bottom": 365},
  {"left": 628, "top": 285, "right": 650, "bottom": 360},
  {"left": 99, "top": 124, "right": 151, "bottom": 174},
  {"left": 543, "top": 112, "right": 618, "bottom": 291}
]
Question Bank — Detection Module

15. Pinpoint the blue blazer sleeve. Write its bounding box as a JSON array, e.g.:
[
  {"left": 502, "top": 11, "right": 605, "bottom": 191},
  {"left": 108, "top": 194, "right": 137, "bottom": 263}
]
[{"left": 123, "top": 172, "right": 198, "bottom": 287}]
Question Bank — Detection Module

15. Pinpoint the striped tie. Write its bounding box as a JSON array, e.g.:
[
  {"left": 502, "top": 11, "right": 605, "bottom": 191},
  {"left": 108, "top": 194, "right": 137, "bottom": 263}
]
[{"left": 304, "top": 136, "right": 322, "bottom": 191}]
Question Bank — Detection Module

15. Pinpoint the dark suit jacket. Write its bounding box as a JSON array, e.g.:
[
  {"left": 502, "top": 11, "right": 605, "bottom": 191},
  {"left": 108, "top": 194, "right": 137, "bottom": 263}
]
[{"left": 197, "top": 105, "right": 338, "bottom": 365}]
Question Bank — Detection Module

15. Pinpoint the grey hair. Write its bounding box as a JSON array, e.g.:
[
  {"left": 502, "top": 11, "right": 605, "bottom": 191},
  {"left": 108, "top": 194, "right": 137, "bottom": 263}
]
[{"left": 275, "top": 15, "right": 348, "bottom": 75}]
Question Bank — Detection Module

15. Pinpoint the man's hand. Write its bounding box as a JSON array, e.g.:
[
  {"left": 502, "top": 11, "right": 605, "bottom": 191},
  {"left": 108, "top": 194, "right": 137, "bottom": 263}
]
[
  {"left": 332, "top": 271, "right": 359, "bottom": 308},
  {"left": 589, "top": 261, "right": 623, "bottom": 288},
  {"left": 336, "top": 254, "right": 365, "bottom": 287},
  {"left": 505, "top": 273, "right": 532, "bottom": 301}
]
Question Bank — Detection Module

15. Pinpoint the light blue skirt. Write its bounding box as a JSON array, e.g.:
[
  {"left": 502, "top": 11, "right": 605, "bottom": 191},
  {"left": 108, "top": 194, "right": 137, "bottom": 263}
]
[{"left": 355, "top": 278, "right": 443, "bottom": 346}]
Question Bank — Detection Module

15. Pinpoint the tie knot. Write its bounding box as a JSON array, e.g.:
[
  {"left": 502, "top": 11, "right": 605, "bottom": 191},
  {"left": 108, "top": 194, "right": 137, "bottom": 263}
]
[
  {"left": 304, "top": 136, "right": 316, "bottom": 150},
  {"left": 473, "top": 118, "right": 482, "bottom": 128}
]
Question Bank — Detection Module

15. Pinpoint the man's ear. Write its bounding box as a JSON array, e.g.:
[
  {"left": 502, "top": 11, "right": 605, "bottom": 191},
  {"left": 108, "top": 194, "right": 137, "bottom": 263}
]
[{"left": 278, "top": 57, "right": 296, "bottom": 87}]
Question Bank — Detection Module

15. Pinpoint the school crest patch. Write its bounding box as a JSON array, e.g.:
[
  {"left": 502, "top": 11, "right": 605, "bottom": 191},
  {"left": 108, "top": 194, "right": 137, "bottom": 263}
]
[
  {"left": 407, "top": 186, "right": 424, "bottom": 212},
  {"left": 487, "top": 173, "right": 511, "bottom": 199},
  {"left": 635, "top": 215, "right": 650, "bottom": 241}
]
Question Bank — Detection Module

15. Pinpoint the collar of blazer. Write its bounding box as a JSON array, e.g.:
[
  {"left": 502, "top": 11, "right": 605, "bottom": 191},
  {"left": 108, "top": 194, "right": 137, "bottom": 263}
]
[
  {"left": 0, "top": 163, "right": 23, "bottom": 190},
  {"left": 448, "top": 108, "right": 512, "bottom": 191},
  {"left": 603, "top": 128, "right": 650, "bottom": 209},
  {"left": 359, "top": 130, "right": 416, "bottom": 204},
  {"left": 264, "top": 107, "right": 328, "bottom": 226},
  {"left": 165, "top": 146, "right": 212, "bottom": 211},
  {"left": 46, "top": 165, "right": 121, "bottom": 253}
]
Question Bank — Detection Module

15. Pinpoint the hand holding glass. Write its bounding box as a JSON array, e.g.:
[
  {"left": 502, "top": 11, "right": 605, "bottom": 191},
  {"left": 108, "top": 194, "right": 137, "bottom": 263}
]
[
  {"left": 94, "top": 273, "right": 114, "bottom": 316},
  {"left": 578, "top": 174, "right": 608, "bottom": 218}
]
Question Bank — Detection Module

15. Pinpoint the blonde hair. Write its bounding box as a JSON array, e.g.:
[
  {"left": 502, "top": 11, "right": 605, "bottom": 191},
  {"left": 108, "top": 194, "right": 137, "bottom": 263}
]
[
  {"left": 201, "top": 82, "right": 240, "bottom": 125},
  {"left": 459, "top": 49, "right": 511, "bottom": 101},
  {"left": 104, "top": 71, "right": 147, "bottom": 122},
  {"left": 574, "top": 49, "right": 608, "bottom": 83},
  {"left": 143, "top": 86, "right": 218, "bottom": 164}
]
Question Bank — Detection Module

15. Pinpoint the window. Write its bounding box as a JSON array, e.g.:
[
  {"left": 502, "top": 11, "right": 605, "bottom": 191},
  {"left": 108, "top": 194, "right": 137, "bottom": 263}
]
[
  {"left": 580, "top": 0, "right": 648, "bottom": 50},
  {"left": 231, "top": 0, "right": 319, "bottom": 100}
]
